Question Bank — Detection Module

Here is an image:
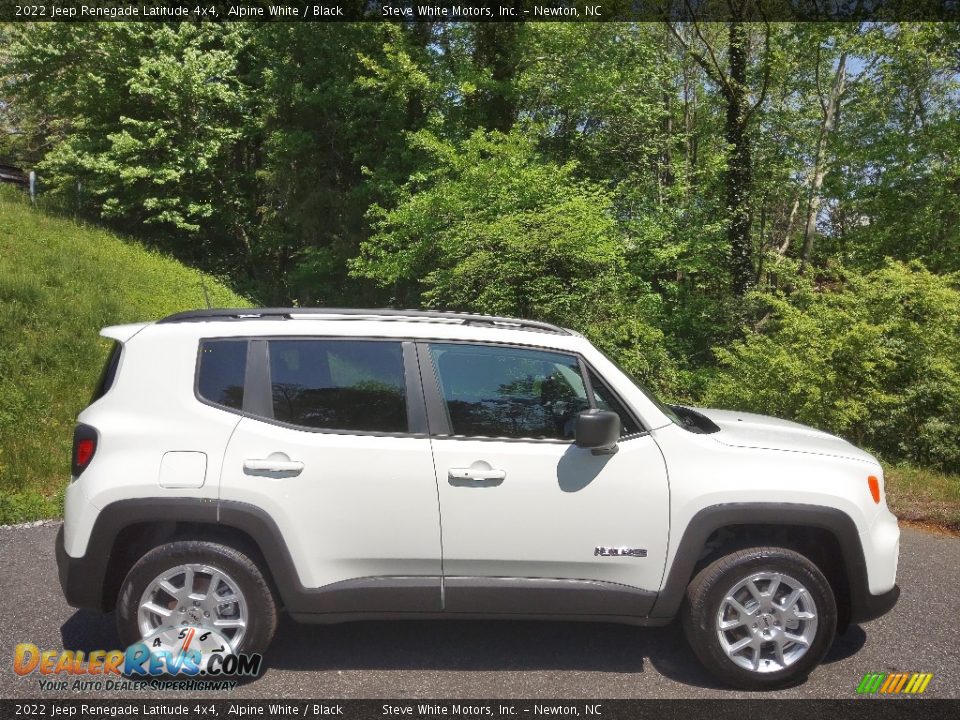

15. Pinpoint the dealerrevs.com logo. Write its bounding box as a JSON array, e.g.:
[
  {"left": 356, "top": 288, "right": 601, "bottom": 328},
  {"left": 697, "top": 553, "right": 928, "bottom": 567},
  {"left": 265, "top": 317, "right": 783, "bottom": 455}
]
[
  {"left": 14, "top": 626, "right": 261, "bottom": 692},
  {"left": 857, "top": 672, "right": 934, "bottom": 696}
]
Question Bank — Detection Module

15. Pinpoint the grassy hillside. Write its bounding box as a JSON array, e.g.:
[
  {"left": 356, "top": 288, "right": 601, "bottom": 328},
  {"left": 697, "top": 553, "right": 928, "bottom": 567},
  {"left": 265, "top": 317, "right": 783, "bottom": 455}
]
[{"left": 0, "top": 188, "right": 250, "bottom": 523}]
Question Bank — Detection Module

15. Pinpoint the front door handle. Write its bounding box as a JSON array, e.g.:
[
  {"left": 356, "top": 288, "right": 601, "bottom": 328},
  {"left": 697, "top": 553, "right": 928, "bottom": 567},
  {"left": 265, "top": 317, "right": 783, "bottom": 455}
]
[
  {"left": 243, "top": 452, "right": 304, "bottom": 476},
  {"left": 448, "top": 465, "right": 505, "bottom": 486}
]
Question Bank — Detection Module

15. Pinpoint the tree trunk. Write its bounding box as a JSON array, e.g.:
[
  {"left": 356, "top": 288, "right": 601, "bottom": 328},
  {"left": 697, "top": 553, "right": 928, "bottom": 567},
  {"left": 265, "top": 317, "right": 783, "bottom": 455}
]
[
  {"left": 778, "top": 194, "right": 801, "bottom": 256},
  {"left": 682, "top": 60, "right": 697, "bottom": 181},
  {"left": 801, "top": 52, "right": 847, "bottom": 268},
  {"left": 661, "top": 89, "right": 675, "bottom": 190},
  {"left": 726, "top": 21, "right": 754, "bottom": 296}
]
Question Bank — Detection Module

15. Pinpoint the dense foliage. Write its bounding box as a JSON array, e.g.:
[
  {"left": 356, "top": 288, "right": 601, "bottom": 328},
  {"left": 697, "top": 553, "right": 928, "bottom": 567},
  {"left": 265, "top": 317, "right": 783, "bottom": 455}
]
[
  {"left": 705, "top": 263, "right": 960, "bottom": 471},
  {"left": 2, "top": 22, "right": 958, "bottom": 473}
]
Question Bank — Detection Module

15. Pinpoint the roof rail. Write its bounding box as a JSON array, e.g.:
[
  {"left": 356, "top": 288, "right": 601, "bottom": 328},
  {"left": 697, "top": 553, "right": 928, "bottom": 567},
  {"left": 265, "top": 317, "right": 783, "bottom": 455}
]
[{"left": 157, "top": 308, "right": 570, "bottom": 335}]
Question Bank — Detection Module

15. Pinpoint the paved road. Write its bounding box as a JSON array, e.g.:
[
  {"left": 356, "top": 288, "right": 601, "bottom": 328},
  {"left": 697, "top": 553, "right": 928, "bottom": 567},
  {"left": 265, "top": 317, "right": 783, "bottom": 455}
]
[{"left": 1, "top": 523, "right": 957, "bottom": 699}]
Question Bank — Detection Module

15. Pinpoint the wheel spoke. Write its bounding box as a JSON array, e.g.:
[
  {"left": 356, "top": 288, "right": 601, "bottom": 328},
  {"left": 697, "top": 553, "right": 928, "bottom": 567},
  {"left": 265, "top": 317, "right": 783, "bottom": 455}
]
[
  {"left": 718, "top": 617, "right": 746, "bottom": 631},
  {"left": 750, "top": 646, "right": 761, "bottom": 671},
  {"left": 745, "top": 580, "right": 764, "bottom": 604},
  {"left": 183, "top": 567, "right": 195, "bottom": 595},
  {"left": 774, "top": 637, "right": 787, "bottom": 667},
  {"left": 725, "top": 596, "right": 756, "bottom": 618},
  {"left": 726, "top": 636, "right": 753, "bottom": 655},
  {"left": 767, "top": 574, "right": 781, "bottom": 598},
  {"left": 779, "top": 588, "right": 802, "bottom": 612},
  {"left": 142, "top": 602, "right": 173, "bottom": 618},
  {"left": 158, "top": 580, "right": 181, "bottom": 599},
  {"left": 214, "top": 618, "right": 246, "bottom": 629},
  {"left": 207, "top": 571, "right": 223, "bottom": 597},
  {"left": 784, "top": 632, "right": 809, "bottom": 647}
]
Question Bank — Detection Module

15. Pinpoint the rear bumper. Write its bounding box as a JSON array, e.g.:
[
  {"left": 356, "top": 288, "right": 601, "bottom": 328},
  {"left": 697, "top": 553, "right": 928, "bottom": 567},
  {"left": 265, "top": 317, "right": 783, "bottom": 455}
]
[
  {"left": 55, "top": 525, "right": 103, "bottom": 611},
  {"left": 851, "top": 583, "right": 900, "bottom": 624}
]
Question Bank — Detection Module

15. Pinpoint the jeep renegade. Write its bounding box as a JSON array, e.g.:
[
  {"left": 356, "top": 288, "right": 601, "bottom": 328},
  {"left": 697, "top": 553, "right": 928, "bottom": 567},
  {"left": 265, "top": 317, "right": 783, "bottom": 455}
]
[{"left": 56, "top": 308, "right": 900, "bottom": 689}]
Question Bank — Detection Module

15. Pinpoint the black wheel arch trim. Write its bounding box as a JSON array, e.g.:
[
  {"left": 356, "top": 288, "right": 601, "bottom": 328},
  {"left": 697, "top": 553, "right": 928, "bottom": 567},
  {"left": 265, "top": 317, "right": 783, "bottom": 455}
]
[{"left": 649, "top": 502, "right": 896, "bottom": 624}]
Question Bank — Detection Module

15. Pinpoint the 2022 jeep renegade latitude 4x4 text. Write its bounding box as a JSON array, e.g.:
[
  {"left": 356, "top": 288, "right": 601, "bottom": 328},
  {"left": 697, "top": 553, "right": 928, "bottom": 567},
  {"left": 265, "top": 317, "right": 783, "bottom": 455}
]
[{"left": 56, "top": 308, "right": 900, "bottom": 689}]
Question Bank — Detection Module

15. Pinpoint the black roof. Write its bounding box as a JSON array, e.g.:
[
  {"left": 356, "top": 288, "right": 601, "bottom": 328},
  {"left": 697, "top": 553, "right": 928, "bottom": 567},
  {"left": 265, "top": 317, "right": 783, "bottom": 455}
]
[{"left": 158, "top": 307, "right": 569, "bottom": 335}]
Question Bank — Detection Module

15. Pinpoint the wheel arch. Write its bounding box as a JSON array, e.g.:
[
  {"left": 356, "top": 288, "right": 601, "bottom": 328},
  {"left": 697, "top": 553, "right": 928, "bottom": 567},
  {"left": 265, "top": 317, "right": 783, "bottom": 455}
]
[
  {"left": 650, "top": 503, "right": 867, "bottom": 628},
  {"left": 76, "top": 499, "right": 302, "bottom": 612}
]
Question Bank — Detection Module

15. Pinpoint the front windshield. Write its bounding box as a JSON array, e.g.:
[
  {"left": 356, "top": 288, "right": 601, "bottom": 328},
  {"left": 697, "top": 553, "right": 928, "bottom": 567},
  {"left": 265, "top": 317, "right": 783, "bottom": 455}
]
[{"left": 597, "top": 349, "right": 683, "bottom": 426}]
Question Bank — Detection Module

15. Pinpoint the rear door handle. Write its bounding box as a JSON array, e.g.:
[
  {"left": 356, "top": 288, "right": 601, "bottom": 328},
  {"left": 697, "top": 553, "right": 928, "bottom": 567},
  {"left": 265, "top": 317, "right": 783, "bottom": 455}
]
[
  {"left": 448, "top": 467, "right": 505, "bottom": 486},
  {"left": 243, "top": 454, "right": 304, "bottom": 476}
]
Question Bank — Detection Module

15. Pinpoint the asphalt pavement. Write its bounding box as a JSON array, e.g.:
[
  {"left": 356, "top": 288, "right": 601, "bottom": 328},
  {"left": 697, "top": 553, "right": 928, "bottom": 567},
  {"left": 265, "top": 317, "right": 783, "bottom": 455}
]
[{"left": 1, "top": 522, "right": 957, "bottom": 699}]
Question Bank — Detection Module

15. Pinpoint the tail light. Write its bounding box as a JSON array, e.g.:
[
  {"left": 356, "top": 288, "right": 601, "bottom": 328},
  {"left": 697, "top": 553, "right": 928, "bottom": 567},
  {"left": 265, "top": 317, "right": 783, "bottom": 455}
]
[{"left": 72, "top": 424, "right": 98, "bottom": 477}]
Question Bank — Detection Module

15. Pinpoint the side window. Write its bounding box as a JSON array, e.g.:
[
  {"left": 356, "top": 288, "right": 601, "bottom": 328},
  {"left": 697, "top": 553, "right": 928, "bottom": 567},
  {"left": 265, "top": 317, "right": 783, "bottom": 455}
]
[
  {"left": 587, "top": 369, "right": 642, "bottom": 436},
  {"left": 90, "top": 341, "right": 122, "bottom": 404},
  {"left": 268, "top": 340, "right": 407, "bottom": 433},
  {"left": 429, "top": 344, "right": 590, "bottom": 440},
  {"left": 197, "top": 340, "right": 247, "bottom": 410}
]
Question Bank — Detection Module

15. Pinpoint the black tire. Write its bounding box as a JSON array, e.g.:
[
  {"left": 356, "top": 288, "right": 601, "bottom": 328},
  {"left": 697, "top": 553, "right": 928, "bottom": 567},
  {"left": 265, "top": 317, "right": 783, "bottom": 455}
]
[
  {"left": 116, "top": 540, "right": 278, "bottom": 655},
  {"left": 681, "top": 546, "right": 837, "bottom": 690}
]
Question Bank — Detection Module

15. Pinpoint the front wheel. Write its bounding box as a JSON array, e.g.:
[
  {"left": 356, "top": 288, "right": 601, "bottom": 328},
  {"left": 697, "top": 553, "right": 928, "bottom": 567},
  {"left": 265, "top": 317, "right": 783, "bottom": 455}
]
[
  {"left": 116, "top": 540, "right": 278, "bottom": 656},
  {"left": 681, "top": 546, "right": 837, "bottom": 690}
]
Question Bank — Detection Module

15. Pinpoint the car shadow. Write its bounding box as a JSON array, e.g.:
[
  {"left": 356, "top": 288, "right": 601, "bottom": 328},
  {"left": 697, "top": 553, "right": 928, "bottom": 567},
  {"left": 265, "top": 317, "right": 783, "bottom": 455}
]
[
  {"left": 824, "top": 623, "right": 867, "bottom": 663},
  {"left": 60, "top": 609, "right": 121, "bottom": 651},
  {"left": 59, "top": 610, "right": 867, "bottom": 690}
]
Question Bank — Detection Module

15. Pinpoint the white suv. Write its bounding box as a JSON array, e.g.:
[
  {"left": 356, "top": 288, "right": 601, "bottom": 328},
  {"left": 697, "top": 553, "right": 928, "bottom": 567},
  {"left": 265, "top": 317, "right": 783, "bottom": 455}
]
[{"left": 56, "top": 308, "right": 900, "bottom": 689}]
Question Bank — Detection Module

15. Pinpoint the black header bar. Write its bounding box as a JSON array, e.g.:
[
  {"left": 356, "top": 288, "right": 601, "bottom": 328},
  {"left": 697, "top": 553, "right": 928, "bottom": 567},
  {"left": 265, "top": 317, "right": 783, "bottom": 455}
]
[
  {"left": 0, "top": 699, "right": 956, "bottom": 720},
  {"left": 2, "top": 0, "right": 958, "bottom": 22}
]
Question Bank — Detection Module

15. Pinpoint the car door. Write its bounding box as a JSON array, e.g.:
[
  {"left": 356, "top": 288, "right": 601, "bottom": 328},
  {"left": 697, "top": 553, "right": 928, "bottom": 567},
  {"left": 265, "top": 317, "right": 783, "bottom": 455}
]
[
  {"left": 218, "top": 337, "right": 442, "bottom": 613},
  {"left": 421, "top": 342, "right": 670, "bottom": 616}
]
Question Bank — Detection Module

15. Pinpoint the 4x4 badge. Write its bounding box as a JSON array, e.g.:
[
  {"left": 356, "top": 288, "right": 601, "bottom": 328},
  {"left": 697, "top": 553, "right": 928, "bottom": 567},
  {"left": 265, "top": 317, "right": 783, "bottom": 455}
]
[{"left": 595, "top": 546, "right": 647, "bottom": 558}]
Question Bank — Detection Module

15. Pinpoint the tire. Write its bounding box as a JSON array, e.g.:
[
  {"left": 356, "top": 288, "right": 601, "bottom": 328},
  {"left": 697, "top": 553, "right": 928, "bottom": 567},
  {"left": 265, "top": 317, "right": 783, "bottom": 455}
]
[
  {"left": 116, "top": 540, "right": 278, "bottom": 655},
  {"left": 681, "top": 546, "right": 837, "bottom": 690}
]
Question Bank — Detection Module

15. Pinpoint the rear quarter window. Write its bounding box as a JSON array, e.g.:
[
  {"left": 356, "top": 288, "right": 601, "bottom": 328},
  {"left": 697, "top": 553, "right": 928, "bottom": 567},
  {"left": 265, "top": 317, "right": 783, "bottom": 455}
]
[
  {"left": 197, "top": 340, "right": 247, "bottom": 410},
  {"left": 90, "top": 341, "right": 122, "bottom": 404}
]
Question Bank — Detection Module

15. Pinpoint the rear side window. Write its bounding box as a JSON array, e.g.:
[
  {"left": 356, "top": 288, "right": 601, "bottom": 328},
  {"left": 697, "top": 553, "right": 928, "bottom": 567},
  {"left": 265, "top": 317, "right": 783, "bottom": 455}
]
[
  {"left": 198, "top": 340, "right": 247, "bottom": 410},
  {"left": 90, "top": 341, "right": 122, "bottom": 404},
  {"left": 268, "top": 339, "right": 407, "bottom": 433}
]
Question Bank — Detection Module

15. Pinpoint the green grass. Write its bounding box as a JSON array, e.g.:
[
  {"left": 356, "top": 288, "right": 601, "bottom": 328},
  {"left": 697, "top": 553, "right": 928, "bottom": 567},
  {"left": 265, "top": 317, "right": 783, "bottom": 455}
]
[
  {"left": 885, "top": 465, "right": 960, "bottom": 533},
  {"left": 0, "top": 187, "right": 250, "bottom": 523}
]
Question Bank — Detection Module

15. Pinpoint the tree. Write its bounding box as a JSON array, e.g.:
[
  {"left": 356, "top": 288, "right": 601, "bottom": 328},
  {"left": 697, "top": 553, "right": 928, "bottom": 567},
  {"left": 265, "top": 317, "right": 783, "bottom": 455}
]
[
  {"left": 669, "top": 13, "right": 772, "bottom": 296},
  {"left": 351, "top": 128, "right": 676, "bottom": 389},
  {"left": 4, "top": 24, "right": 261, "bottom": 284}
]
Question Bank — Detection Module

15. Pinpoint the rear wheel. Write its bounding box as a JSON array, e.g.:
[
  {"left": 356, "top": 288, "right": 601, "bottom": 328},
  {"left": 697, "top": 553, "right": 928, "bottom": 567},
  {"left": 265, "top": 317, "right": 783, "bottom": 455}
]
[
  {"left": 116, "top": 540, "right": 278, "bottom": 655},
  {"left": 681, "top": 546, "right": 837, "bottom": 690}
]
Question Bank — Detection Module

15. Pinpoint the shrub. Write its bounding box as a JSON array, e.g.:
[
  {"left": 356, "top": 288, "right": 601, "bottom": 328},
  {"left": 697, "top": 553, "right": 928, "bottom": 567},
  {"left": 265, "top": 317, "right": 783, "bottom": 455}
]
[{"left": 704, "top": 261, "right": 960, "bottom": 471}]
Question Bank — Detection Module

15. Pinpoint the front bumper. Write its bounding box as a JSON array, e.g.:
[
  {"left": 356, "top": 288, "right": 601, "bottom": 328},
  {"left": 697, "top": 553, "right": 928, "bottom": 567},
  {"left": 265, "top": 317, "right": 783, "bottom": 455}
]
[
  {"left": 55, "top": 524, "right": 103, "bottom": 610},
  {"left": 851, "top": 583, "right": 900, "bottom": 624}
]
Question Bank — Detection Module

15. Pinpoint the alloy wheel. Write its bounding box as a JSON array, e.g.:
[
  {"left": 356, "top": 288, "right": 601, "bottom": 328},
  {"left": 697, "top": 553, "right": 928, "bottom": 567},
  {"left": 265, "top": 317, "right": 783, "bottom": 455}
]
[
  {"left": 137, "top": 563, "right": 248, "bottom": 650},
  {"left": 716, "top": 571, "right": 818, "bottom": 673}
]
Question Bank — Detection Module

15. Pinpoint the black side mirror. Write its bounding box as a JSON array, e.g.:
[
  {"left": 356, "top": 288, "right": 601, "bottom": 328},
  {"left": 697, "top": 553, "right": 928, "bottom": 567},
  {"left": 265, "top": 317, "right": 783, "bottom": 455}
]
[{"left": 574, "top": 410, "right": 620, "bottom": 455}]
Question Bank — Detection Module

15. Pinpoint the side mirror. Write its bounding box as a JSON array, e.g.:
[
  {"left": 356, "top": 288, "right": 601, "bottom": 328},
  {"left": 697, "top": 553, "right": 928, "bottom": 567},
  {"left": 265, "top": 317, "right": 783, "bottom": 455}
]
[{"left": 575, "top": 410, "right": 620, "bottom": 455}]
